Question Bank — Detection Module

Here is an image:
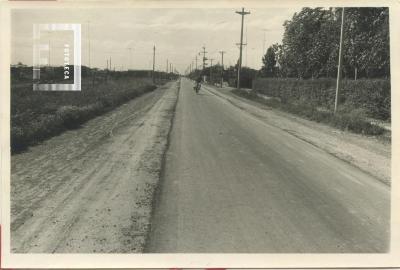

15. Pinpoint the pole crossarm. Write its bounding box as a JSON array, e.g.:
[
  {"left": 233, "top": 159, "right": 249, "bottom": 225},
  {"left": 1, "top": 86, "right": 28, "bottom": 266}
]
[{"left": 235, "top": 7, "right": 250, "bottom": 89}]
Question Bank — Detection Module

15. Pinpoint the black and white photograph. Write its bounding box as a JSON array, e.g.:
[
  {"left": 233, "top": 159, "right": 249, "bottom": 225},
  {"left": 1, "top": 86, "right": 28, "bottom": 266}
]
[{"left": 0, "top": 0, "right": 399, "bottom": 268}]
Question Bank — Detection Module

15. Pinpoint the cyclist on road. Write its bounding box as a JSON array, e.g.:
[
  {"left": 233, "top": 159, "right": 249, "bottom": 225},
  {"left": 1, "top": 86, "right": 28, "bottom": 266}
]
[{"left": 194, "top": 75, "right": 202, "bottom": 93}]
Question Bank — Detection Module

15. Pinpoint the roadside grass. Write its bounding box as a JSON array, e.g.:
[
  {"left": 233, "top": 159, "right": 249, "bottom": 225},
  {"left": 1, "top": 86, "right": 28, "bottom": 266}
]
[
  {"left": 231, "top": 89, "right": 386, "bottom": 136},
  {"left": 11, "top": 77, "right": 161, "bottom": 153}
]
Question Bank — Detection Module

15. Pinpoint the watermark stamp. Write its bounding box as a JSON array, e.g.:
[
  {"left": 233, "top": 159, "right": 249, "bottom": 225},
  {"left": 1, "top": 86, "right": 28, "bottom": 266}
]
[{"left": 33, "top": 23, "right": 81, "bottom": 91}]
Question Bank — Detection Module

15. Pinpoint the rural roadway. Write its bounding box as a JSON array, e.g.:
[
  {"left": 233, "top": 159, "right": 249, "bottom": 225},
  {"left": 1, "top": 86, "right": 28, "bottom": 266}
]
[
  {"left": 11, "top": 78, "right": 389, "bottom": 254},
  {"left": 146, "top": 77, "right": 390, "bottom": 253}
]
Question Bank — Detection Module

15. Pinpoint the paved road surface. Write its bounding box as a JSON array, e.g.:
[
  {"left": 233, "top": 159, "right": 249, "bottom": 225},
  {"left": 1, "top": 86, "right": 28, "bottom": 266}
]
[{"left": 146, "top": 78, "right": 390, "bottom": 253}]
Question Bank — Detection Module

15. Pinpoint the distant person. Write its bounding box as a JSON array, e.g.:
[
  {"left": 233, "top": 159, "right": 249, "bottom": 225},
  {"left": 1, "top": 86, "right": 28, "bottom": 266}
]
[
  {"left": 196, "top": 75, "right": 202, "bottom": 84},
  {"left": 194, "top": 75, "right": 202, "bottom": 93}
]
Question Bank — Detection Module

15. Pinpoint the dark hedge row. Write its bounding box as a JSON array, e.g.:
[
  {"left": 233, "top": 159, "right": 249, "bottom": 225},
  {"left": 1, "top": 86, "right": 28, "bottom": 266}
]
[
  {"left": 252, "top": 78, "right": 390, "bottom": 120},
  {"left": 232, "top": 89, "right": 385, "bottom": 136}
]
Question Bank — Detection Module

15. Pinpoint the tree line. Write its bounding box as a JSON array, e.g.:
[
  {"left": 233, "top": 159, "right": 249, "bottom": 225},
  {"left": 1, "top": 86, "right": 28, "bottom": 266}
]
[{"left": 261, "top": 7, "right": 390, "bottom": 79}]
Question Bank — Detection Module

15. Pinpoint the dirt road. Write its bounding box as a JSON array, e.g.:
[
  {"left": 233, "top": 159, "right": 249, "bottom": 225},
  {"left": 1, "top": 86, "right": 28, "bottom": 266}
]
[
  {"left": 11, "top": 81, "right": 179, "bottom": 253},
  {"left": 146, "top": 78, "right": 390, "bottom": 253}
]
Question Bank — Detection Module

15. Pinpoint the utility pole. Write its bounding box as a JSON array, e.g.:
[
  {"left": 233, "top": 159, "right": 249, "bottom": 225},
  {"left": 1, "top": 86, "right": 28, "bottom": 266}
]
[
  {"left": 263, "top": 29, "right": 266, "bottom": 54},
  {"left": 166, "top": 59, "right": 169, "bottom": 73},
  {"left": 128, "top": 47, "right": 132, "bottom": 71},
  {"left": 48, "top": 39, "right": 51, "bottom": 67},
  {"left": 235, "top": 7, "right": 250, "bottom": 89},
  {"left": 152, "top": 45, "right": 156, "bottom": 83},
  {"left": 109, "top": 56, "right": 112, "bottom": 71},
  {"left": 334, "top": 7, "right": 345, "bottom": 114},
  {"left": 195, "top": 55, "right": 198, "bottom": 70},
  {"left": 202, "top": 46, "right": 207, "bottom": 70},
  {"left": 87, "top": 21, "right": 91, "bottom": 68},
  {"left": 105, "top": 59, "right": 108, "bottom": 83},
  {"left": 219, "top": 51, "right": 226, "bottom": 87},
  {"left": 209, "top": 58, "right": 214, "bottom": 84}
]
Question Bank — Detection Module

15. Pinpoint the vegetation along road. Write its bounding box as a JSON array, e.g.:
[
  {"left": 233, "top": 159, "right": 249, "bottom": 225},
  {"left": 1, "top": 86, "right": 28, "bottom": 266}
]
[
  {"left": 9, "top": 6, "right": 391, "bottom": 255},
  {"left": 11, "top": 77, "right": 389, "bottom": 253}
]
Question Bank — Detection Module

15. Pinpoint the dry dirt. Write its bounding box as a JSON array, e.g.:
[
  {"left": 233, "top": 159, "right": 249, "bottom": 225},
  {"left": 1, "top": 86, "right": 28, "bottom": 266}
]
[{"left": 11, "top": 80, "right": 179, "bottom": 253}]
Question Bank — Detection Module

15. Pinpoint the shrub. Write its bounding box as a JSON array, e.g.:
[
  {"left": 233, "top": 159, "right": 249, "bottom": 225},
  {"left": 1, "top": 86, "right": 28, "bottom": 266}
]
[
  {"left": 11, "top": 126, "right": 28, "bottom": 151},
  {"left": 253, "top": 78, "right": 391, "bottom": 120},
  {"left": 232, "top": 88, "right": 385, "bottom": 136},
  {"left": 56, "top": 106, "right": 83, "bottom": 128}
]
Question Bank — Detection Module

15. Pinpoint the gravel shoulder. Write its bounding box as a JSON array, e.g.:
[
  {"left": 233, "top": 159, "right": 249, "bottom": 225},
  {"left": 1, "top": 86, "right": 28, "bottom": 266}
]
[
  {"left": 11, "top": 80, "right": 179, "bottom": 253},
  {"left": 203, "top": 84, "right": 391, "bottom": 185}
]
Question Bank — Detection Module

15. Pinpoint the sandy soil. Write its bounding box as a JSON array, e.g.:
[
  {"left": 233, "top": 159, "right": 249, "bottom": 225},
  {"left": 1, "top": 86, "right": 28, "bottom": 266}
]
[{"left": 11, "top": 81, "right": 179, "bottom": 253}]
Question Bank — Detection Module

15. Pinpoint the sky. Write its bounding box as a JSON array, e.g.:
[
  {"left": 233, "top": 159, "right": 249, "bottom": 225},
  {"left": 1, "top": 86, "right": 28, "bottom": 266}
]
[{"left": 11, "top": 7, "right": 300, "bottom": 72}]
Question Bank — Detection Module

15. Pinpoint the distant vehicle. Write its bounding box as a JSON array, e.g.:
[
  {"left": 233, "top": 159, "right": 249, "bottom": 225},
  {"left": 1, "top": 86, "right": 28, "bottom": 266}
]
[
  {"left": 193, "top": 82, "right": 201, "bottom": 93},
  {"left": 194, "top": 76, "right": 202, "bottom": 94}
]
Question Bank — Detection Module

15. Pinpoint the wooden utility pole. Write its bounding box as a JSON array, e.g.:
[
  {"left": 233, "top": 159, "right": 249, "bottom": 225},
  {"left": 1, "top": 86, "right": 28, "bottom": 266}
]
[
  {"left": 128, "top": 47, "right": 132, "bottom": 71},
  {"left": 195, "top": 55, "right": 198, "bottom": 70},
  {"left": 87, "top": 21, "right": 91, "bottom": 68},
  {"left": 106, "top": 59, "right": 109, "bottom": 83},
  {"left": 47, "top": 39, "right": 51, "bottom": 67},
  {"left": 335, "top": 7, "right": 345, "bottom": 114},
  {"left": 235, "top": 8, "right": 250, "bottom": 89},
  {"left": 219, "top": 51, "right": 226, "bottom": 87},
  {"left": 262, "top": 28, "right": 268, "bottom": 55},
  {"left": 209, "top": 58, "right": 214, "bottom": 84},
  {"left": 202, "top": 46, "right": 207, "bottom": 70},
  {"left": 152, "top": 45, "right": 156, "bottom": 83}
]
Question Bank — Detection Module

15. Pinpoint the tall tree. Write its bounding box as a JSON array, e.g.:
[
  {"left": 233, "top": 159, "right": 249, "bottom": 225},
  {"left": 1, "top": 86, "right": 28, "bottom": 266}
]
[
  {"left": 275, "top": 7, "right": 389, "bottom": 79},
  {"left": 261, "top": 46, "right": 277, "bottom": 77}
]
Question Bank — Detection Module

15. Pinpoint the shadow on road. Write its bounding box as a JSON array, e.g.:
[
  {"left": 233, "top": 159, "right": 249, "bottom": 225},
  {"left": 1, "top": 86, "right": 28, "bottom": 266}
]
[{"left": 195, "top": 92, "right": 212, "bottom": 96}]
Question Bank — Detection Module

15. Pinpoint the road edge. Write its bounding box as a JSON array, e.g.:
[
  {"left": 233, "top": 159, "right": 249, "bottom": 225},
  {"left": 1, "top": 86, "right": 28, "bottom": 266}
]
[
  {"left": 141, "top": 78, "right": 181, "bottom": 252},
  {"left": 202, "top": 84, "right": 390, "bottom": 186}
]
